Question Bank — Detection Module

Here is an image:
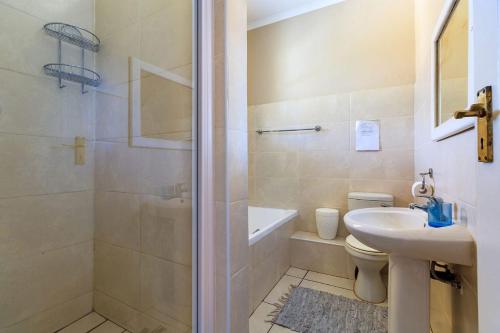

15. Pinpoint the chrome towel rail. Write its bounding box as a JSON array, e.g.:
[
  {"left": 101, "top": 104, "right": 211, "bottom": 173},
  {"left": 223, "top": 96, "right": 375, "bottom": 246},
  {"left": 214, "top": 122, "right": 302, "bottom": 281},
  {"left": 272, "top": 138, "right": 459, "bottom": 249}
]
[{"left": 256, "top": 125, "right": 321, "bottom": 135}]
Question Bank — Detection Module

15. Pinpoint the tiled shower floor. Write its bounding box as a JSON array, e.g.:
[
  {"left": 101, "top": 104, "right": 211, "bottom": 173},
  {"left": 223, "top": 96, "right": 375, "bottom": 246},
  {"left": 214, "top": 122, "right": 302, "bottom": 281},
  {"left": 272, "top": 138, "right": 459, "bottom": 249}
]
[
  {"left": 249, "top": 267, "right": 388, "bottom": 333},
  {"left": 56, "top": 312, "right": 129, "bottom": 333}
]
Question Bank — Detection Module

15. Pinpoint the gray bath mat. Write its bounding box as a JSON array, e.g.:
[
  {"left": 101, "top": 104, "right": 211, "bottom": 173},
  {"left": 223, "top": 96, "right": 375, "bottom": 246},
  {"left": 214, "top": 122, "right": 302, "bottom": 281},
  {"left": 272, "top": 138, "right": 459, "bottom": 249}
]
[{"left": 270, "top": 286, "right": 388, "bottom": 333}]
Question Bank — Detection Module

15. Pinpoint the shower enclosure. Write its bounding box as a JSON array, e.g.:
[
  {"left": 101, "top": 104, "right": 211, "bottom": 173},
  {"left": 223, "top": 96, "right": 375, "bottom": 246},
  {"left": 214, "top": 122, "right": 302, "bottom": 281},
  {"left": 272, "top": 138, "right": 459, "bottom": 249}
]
[{"left": 0, "top": 1, "right": 199, "bottom": 332}]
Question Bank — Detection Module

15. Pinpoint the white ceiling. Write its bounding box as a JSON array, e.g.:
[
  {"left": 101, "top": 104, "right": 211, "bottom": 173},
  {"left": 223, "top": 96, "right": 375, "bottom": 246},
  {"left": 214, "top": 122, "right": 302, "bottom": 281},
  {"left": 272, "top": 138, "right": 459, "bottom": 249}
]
[{"left": 248, "top": 0, "right": 346, "bottom": 30}]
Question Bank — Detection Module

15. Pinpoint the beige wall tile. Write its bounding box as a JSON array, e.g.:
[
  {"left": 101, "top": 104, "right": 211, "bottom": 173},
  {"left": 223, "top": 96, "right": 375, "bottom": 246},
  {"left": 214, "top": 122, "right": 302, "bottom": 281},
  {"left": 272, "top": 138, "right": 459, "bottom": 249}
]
[
  {"left": 0, "top": 134, "right": 95, "bottom": 199},
  {"left": 139, "top": 1, "right": 192, "bottom": 71},
  {"left": 95, "top": 92, "right": 129, "bottom": 141},
  {"left": 380, "top": 117, "right": 415, "bottom": 150},
  {"left": 231, "top": 200, "right": 249, "bottom": 274},
  {"left": 94, "top": 241, "right": 141, "bottom": 308},
  {"left": 348, "top": 150, "right": 414, "bottom": 181},
  {"left": 254, "top": 152, "right": 298, "bottom": 178},
  {"left": 140, "top": 195, "right": 192, "bottom": 266},
  {"left": 0, "top": 5, "right": 57, "bottom": 77},
  {"left": 95, "top": 0, "right": 139, "bottom": 39},
  {"left": 255, "top": 177, "right": 299, "bottom": 208},
  {"left": 291, "top": 237, "right": 353, "bottom": 279},
  {"left": 93, "top": 291, "right": 140, "bottom": 332},
  {"left": 0, "top": 241, "right": 93, "bottom": 328},
  {"left": 299, "top": 178, "right": 349, "bottom": 208},
  {"left": 0, "top": 191, "right": 94, "bottom": 260},
  {"left": 140, "top": 254, "right": 192, "bottom": 327},
  {"left": 299, "top": 122, "right": 350, "bottom": 152},
  {"left": 255, "top": 132, "right": 301, "bottom": 153},
  {"left": 95, "top": 191, "right": 141, "bottom": 250},
  {"left": 95, "top": 141, "right": 191, "bottom": 195},
  {"left": 0, "top": 70, "right": 94, "bottom": 139},
  {"left": 228, "top": 129, "right": 248, "bottom": 202},
  {"left": 231, "top": 266, "right": 250, "bottom": 333},
  {"left": 249, "top": 219, "right": 294, "bottom": 312},
  {"left": 95, "top": 291, "right": 190, "bottom": 333},
  {"left": 0, "top": 293, "right": 93, "bottom": 333},
  {"left": 0, "top": 0, "right": 94, "bottom": 29},
  {"left": 96, "top": 23, "right": 140, "bottom": 98}
]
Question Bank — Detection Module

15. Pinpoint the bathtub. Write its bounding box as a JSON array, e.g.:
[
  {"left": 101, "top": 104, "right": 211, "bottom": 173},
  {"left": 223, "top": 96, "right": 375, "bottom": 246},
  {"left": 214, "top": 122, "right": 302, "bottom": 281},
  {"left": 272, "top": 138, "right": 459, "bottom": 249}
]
[
  {"left": 248, "top": 206, "right": 298, "bottom": 245},
  {"left": 248, "top": 206, "right": 298, "bottom": 313}
]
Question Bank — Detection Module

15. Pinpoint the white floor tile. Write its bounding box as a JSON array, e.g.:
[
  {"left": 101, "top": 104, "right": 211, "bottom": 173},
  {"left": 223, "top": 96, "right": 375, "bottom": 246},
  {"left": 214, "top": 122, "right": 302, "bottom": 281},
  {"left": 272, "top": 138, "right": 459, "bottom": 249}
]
[
  {"left": 59, "top": 312, "right": 106, "bottom": 333},
  {"left": 299, "top": 279, "right": 356, "bottom": 299},
  {"left": 264, "top": 275, "right": 301, "bottom": 304},
  {"left": 285, "top": 267, "right": 307, "bottom": 279},
  {"left": 250, "top": 302, "right": 275, "bottom": 333},
  {"left": 89, "top": 321, "right": 125, "bottom": 333},
  {"left": 304, "top": 271, "right": 354, "bottom": 290}
]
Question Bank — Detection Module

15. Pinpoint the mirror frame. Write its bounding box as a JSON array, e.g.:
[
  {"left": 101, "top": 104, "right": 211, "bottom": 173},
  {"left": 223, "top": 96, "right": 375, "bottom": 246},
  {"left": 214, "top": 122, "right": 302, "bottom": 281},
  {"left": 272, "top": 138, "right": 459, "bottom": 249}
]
[
  {"left": 129, "top": 57, "right": 193, "bottom": 150},
  {"left": 430, "top": 0, "right": 474, "bottom": 141}
]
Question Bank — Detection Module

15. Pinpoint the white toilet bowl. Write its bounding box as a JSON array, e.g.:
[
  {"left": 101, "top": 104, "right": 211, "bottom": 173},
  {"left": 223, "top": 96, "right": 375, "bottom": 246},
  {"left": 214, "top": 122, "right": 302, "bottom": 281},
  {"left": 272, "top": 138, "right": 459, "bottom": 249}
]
[{"left": 345, "top": 235, "right": 388, "bottom": 303}]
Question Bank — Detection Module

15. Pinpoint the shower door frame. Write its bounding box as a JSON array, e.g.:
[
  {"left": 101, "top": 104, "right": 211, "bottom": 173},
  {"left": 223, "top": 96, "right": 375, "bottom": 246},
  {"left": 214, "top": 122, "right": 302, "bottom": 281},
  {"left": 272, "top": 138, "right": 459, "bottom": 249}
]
[{"left": 196, "top": 0, "right": 215, "bottom": 332}]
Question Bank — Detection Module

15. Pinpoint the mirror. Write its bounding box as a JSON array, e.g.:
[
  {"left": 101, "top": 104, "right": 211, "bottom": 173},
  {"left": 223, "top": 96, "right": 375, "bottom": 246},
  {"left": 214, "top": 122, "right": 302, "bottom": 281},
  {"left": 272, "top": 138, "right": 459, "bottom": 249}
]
[
  {"left": 130, "top": 58, "right": 193, "bottom": 150},
  {"left": 436, "top": 0, "right": 468, "bottom": 125},
  {"left": 431, "top": 0, "right": 472, "bottom": 141}
]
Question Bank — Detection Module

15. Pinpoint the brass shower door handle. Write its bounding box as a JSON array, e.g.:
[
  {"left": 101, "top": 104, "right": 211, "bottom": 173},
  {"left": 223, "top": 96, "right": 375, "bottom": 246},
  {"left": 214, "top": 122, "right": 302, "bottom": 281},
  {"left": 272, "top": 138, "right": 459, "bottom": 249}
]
[{"left": 453, "top": 86, "right": 493, "bottom": 162}]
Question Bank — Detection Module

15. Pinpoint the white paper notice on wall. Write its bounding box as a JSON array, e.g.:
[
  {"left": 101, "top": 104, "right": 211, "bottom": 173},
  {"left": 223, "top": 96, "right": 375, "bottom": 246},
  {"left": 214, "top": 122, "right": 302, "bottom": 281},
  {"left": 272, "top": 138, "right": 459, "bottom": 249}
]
[{"left": 355, "top": 120, "right": 380, "bottom": 151}]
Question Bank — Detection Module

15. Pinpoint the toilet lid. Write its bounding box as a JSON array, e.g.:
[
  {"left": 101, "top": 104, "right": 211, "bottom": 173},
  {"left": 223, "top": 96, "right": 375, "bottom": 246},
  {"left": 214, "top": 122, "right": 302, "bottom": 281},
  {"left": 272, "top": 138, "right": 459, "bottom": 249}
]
[{"left": 346, "top": 235, "right": 383, "bottom": 254}]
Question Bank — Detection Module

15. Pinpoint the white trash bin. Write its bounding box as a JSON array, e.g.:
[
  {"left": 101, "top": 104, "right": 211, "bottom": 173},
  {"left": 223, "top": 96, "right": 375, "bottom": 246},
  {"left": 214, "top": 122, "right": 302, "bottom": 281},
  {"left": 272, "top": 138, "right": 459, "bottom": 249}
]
[{"left": 315, "top": 208, "right": 339, "bottom": 240}]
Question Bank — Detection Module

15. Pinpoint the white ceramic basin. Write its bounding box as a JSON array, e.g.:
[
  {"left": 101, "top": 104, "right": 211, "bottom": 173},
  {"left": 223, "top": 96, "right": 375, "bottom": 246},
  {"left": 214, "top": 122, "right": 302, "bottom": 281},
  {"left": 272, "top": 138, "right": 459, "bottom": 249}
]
[
  {"left": 344, "top": 207, "right": 474, "bottom": 266},
  {"left": 344, "top": 207, "right": 475, "bottom": 333}
]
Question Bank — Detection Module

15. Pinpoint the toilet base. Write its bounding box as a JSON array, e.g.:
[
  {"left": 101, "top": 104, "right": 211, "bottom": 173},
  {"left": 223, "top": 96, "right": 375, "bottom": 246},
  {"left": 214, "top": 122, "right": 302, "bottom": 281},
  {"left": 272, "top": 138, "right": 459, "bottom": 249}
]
[
  {"left": 346, "top": 245, "right": 388, "bottom": 303},
  {"left": 353, "top": 262, "right": 387, "bottom": 303}
]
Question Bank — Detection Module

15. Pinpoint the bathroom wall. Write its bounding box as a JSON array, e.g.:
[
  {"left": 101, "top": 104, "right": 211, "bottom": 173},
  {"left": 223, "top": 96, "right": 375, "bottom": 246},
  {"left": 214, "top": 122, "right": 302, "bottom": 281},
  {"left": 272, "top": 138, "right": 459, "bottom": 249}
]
[
  {"left": 248, "top": 0, "right": 416, "bottom": 236},
  {"left": 413, "top": 0, "right": 478, "bottom": 332},
  {"left": 93, "top": 1, "right": 194, "bottom": 332},
  {"left": 214, "top": 0, "right": 250, "bottom": 331},
  {"left": 0, "top": 1, "right": 95, "bottom": 332}
]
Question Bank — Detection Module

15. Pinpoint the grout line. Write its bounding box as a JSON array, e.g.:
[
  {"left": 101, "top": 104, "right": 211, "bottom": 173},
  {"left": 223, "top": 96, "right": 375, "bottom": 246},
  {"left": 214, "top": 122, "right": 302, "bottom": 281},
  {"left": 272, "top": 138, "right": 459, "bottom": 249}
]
[
  {"left": 301, "top": 278, "right": 353, "bottom": 291},
  {"left": 87, "top": 319, "right": 108, "bottom": 332},
  {"left": 94, "top": 290, "right": 189, "bottom": 330},
  {"left": 94, "top": 239, "right": 192, "bottom": 269},
  {"left": 0, "top": 189, "right": 93, "bottom": 201},
  {"left": 55, "top": 311, "right": 97, "bottom": 332}
]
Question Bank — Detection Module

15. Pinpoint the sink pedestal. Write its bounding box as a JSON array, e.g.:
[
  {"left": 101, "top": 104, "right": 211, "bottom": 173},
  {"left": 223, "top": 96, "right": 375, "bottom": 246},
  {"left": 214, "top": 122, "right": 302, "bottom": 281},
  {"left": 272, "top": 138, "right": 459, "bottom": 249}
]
[{"left": 388, "top": 255, "right": 430, "bottom": 333}]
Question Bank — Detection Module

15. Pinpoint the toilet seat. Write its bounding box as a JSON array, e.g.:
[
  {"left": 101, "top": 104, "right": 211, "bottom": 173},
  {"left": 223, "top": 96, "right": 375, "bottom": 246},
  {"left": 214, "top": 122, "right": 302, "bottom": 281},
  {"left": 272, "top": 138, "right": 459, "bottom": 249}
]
[{"left": 346, "top": 235, "right": 386, "bottom": 256}]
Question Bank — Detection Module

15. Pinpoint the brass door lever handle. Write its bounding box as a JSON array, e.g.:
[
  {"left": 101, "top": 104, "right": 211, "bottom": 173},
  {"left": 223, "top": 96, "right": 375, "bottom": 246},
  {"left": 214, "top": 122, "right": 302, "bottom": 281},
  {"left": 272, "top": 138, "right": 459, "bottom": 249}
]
[
  {"left": 453, "top": 86, "right": 493, "bottom": 162},
  {"left": 454, "top": 103, "right": 487, "bottom": 119}
]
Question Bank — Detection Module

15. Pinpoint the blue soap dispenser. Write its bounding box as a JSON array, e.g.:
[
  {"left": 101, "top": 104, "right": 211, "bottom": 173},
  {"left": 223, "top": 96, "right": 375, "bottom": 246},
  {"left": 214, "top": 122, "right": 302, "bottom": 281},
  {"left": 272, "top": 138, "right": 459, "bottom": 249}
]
[
  {"left": 426, "top": 197, "right": 453, "bottom": 228},
  {"left": 410, "top": 195, "right": 453, "bottom": 228}
]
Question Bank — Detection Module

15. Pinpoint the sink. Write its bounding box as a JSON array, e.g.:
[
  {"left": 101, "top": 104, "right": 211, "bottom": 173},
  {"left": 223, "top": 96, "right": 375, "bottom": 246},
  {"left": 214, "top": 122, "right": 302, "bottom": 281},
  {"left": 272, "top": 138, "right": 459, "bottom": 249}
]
[
  {"left": 344, "top": 207, "right": 475, "bottom": 333},
  {"left": 344, "top": 207, "right": 474, "bottom": 265}
]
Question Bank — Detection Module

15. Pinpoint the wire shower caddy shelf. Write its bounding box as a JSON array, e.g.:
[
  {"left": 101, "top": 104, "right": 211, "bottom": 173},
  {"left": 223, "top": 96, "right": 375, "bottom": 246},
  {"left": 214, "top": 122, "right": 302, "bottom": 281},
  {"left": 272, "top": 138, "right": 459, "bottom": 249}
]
[{"left": 42, "top": 23, "right": 101, "bottom": 94}]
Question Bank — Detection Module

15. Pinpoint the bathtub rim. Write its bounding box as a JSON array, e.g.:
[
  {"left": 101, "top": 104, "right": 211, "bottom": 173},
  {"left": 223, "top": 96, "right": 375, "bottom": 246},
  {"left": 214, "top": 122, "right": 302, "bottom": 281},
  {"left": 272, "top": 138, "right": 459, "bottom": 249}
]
[{"left": 248, "top": 206, "right": 298, "bottom": 246}]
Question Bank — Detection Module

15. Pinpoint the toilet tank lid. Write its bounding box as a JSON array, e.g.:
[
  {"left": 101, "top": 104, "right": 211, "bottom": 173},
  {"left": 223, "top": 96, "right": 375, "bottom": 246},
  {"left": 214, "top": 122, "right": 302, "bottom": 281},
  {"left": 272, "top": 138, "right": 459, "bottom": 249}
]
[{"left": 348, "top": 192, "right": 394, "bottom": 202}]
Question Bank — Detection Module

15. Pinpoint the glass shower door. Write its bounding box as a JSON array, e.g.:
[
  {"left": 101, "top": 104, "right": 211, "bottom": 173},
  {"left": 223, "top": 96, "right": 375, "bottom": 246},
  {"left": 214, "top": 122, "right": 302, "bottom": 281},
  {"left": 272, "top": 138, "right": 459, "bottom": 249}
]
[
  {"left": 0, "top": 0, "right": 197, "bottom": 332},
  {"left": 93, "top": 0, "right": 197, "bottom": 332}
]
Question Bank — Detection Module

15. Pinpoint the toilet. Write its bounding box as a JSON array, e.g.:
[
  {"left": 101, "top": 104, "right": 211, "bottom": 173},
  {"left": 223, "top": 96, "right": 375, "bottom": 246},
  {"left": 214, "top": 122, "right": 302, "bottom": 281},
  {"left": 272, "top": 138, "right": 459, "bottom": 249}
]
[{"left": 345, "top": 192, "right": 393, "bottom": 303}]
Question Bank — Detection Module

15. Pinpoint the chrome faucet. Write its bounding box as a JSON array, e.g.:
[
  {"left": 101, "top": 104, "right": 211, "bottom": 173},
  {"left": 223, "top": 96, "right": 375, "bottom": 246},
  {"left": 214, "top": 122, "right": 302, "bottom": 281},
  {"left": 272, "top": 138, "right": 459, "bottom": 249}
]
[{"left": 409, "top": 195, "right": 441, "bottom": 212}]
